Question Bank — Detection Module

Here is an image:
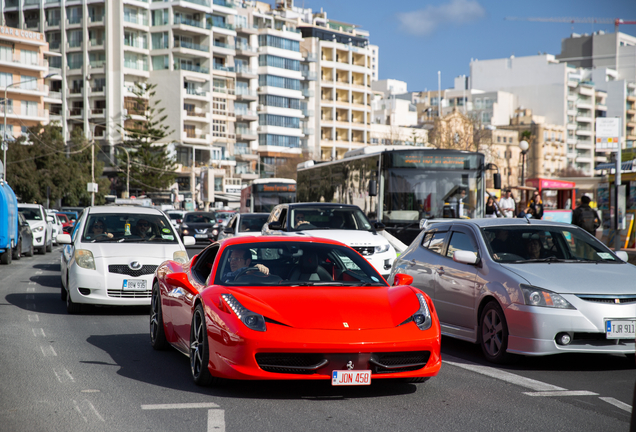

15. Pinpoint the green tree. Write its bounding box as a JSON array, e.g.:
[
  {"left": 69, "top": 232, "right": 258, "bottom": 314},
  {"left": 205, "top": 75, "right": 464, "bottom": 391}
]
[
  {"left": 120, "top": 82, "right": 177, "bottom": 194},
  {"left": 6, "top": 124, "right": 109, "bottom": 206}
]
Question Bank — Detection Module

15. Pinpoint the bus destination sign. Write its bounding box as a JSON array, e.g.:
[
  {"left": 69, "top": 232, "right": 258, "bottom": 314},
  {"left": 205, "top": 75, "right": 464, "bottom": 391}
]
[
  {"left": 256, "top": 183, "right": 296, "bottom": 193},
  {"left": 391, "top": 153, "right": 478, "bottom": 169}
]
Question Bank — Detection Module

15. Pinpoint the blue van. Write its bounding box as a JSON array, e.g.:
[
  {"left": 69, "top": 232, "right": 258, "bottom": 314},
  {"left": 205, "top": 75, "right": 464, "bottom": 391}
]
[{"left": 0, "top": 179, "right": 18, "bottom": 264}]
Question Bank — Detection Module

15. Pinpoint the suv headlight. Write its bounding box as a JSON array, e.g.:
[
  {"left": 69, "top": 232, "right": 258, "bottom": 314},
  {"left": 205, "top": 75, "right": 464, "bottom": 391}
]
[
  {"left": 33, "top": 226, "right": 44, "bottom": 233},
  {"left": 374, "top": 244, "right": 390, "bottom": 254},
  {"left": 412, "top": 293, "right": 433, "bottom": 330},
  {"left": 173, "top": 250, "right": 188, "bottom": 264},
  {"left": 74, "top": 249, "right": 96, "bottom": 270},
  {"left": 520, "top": 285, "right": 575, "bottom": 309},
  {"left": 222, "top": 294, "right": 266, "bottom": 332}
]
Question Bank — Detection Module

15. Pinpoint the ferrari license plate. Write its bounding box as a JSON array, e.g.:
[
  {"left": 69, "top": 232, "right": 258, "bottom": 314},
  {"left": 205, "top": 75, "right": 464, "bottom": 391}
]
[
  {"left": 606, "top": 320, "right": 636, "bottom": 339},
  {"left": 195, "top": 234, "right": 208, "bottom": 239},
  {"left": 331, "top": 370, "right": 371, "bottom": 386},
  {"left": 123, "top": 279, "right": 146, "bottom": 291}
]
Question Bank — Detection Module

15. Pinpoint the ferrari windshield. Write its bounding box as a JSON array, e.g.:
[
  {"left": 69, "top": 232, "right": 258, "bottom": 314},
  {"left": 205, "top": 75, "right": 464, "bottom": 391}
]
[
  {"left": 215, "top": 242, "right": 386, "bottom": 286},
  {"left": 482, "top": 226, "right": 622, "bottom": 264},
  {"left": 82, "top": 213, "right": 178, "bottom": 243},
  {"left": 290, "top": 207, "right": 373, "bottom": 232}
]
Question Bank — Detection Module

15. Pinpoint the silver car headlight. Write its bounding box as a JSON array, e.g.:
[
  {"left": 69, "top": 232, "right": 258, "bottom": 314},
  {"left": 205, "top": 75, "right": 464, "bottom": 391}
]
[
  {"left": 520, "top": 285, "right": 575, "bottom": 309},
  {"left": 374, "top": 244, "right": 390, "bottom": 254},
  {"left": 221, "top": 294, "right": 266, "bottom": 332},
  {"left": 412, "top": 293, "right": 433, "bottom": 330},
  {"left": 74, "top": 249, "right": 96, "bottom": 270}
]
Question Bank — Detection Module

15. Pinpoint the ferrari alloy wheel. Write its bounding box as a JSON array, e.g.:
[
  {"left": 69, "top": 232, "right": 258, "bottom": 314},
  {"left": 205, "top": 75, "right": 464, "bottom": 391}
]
[
  {"left": 66, "top": 285, "right": 81, "bottom": 314},
  {"left": 190, "top": 304, "right": 215, "bottom": 386},
  {"left": 150, "top": 282, "right": 169, "bottom": 350},
  {"left": 479, "top": 301, "right": 512, "bottom": 364}
]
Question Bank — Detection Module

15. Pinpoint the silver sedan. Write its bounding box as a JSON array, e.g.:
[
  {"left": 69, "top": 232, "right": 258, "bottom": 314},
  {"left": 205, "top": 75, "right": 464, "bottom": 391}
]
[{"left": 389, "top": 218, "right": 636, "bottom": 363}]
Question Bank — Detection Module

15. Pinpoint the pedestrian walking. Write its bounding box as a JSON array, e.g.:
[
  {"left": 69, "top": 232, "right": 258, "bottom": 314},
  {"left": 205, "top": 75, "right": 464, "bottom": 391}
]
[
  {"left": 499, "top": 189, "right": 516, "bottom": 218},
  {"left": 485, "top": 196, "right": 500, "bottom": 218},
  {"left": 528, "top": 190, "right": 544, "bottom": 219},
  {"left": 572, "top": 195, "right": 600, "bottom": 235}
]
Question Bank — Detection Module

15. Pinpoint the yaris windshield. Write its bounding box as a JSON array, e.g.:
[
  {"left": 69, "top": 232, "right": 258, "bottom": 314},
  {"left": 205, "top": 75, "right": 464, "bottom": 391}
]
[
  {"left": 82, "top": 213, "right": 178, "bottom": 243},
  {"left": 482, "top": 226, "right": 622, "bottom": 263}
]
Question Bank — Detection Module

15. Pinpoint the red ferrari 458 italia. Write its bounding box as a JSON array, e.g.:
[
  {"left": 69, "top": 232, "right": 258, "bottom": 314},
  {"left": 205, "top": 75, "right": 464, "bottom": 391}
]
[{"left": 150, "top": 236, "right": 441, "bottom": 386}]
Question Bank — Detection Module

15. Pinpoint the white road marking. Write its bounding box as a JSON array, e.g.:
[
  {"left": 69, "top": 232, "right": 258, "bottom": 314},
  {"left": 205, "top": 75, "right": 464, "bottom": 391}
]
[
  {"left": 600, "top": 397, "right": 632, "bottom": 413},
  {"left": 26, "top": 294, "right": 34, "bottom": 300},
  {"left": 27, "top": 287, "right": 35, "bottom": 292},
  {"left": 86, "top": 401, "right": 105, "bottom": 422},
  {"left": 26, "top": 303, "right": 36, "bottom": 310},
  {"left": 73, "top": 400, "right": 88, "bottom": 423},
  {"left": 444, "top": 358, "right": 565, "bottom": 391},
  {"left": 524, "top": 390, "right": 598, "bottom": 397},
  {"left": 28, "top": 314, "right": 39, "bottom": 322},
  {"left": 40, "top": 345, "right": 57, "bottom": 357},
  {"left": 142, "top": 403, "right": 220, "bottom": 410},
  {"left": 36, "top": 271, "right": 42, "bottom": 274},
  {"left": 32, "top": 328, "right": 45, "bottom": 337},
  {"left": 28, "top": 281, "right": 36, "bottom": 285},
  {"left": 208, "top": 409, "right": 225, "bottom": 432},
  {"left": 53, "top": 367, "right": 75, "bottom": 383},
  {"left": 81, "top": 390, "right": 100, "bottom": 393}
]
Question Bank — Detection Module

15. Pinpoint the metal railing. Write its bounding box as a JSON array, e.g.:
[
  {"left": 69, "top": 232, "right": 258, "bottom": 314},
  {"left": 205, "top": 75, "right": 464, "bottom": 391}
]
[
  {"left": 174, "top": 16, "right": 204, "bottom": 29},
  {"left": 213, "top": 0, "right": 235, "bottom": 8},
  {"left": 175, "top": 63, "right": 209, "bottom": 74},
  {"left": 175, "top": 40, "right": 209, "bottom": 52},
  {"left": 213, "top": 64, "right": 235, "bottom": 72}
]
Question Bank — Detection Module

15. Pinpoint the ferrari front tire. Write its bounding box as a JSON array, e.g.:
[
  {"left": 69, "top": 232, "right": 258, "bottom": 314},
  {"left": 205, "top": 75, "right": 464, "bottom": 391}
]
[
  {"left": 190, "top": 304, "right": 216, "bottom": 386},
  {"left": 150, "top": 282, "right": 169, "bottom": 350}
]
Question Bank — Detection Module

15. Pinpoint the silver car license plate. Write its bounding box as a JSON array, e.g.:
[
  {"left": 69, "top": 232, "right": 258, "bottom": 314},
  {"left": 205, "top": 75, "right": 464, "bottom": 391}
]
[
  {"left": 123, "top": 279, "right": 147, "bottom": 291},
  {"left": 605, "top": 320, "right": 636, "bottom": 339}
]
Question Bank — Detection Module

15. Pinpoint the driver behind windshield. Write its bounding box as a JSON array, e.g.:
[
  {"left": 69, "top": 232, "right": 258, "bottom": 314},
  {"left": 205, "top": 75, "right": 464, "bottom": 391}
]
[
  {"left": 293, "top": 211, "right": 316, "bottom": 230},
  {"left": 223, "top": 248, "right": 269, "bottom": 282},
  {"left": 86, "top": 220, "right": 113, "bottom": 240}
]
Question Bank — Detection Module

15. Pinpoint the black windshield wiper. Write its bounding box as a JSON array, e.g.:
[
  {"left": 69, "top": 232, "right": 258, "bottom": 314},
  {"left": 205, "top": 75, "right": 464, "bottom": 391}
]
[
  {"left": 519, "top": 257, "right": 568, "bottom": 263},
  {"left": 277, "top": 281, "right": 349, "bottom": 286}
]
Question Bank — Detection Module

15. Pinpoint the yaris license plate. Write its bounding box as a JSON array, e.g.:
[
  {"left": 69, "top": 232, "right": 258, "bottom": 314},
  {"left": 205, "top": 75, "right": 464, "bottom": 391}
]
[
  {"left": 123, "top": 279, "right": 147, "bottom": 291},
  {"left": 331, "top": 370, "right": 371, "bottom": 386},
  {"left": 606, "top": 320, "right": 636, "bottom": 339}
]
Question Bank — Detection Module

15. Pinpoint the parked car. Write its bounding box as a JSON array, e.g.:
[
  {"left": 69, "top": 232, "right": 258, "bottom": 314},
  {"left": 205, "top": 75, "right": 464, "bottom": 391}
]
[
  {"left": 46, "top": 210, "right": 64, "bottom": 245},
  {"left": 14, "top": 212, "right": 34, "bottom": 259},
  {"left": 18, "top": 203, "right": 53, "bottom": 254},
  {"left": 57, "top": 211, "right": 80, "bottom": 231},
  {"left": 56, "top": 213, "right": 73, "bottom": 233},
  {"left": 389, "top": 218, "right": 635, "bottom": 363},
  {"left": 262, "top": 203, "right": 397, "bottom": 280},
  {"left": 150, "top": 236, "right": 441, "bottom": 386},
  {"left": 166, "top": 210, "right": 186, "bottom": 229},
  {"left": 178, "top": 212, "right": 219, "bottom": 244},
  {"left": 0, "top": 179, "right": 18, "bottom": 264},
  {"left": 56, "top": 206, "right": 196, "bottom": 314},
  {"left": 217, "top": 213, "right": 269, "bottom": 240},
  {"left": 215, "top": 211, "right": 236, "bottom": 228}
]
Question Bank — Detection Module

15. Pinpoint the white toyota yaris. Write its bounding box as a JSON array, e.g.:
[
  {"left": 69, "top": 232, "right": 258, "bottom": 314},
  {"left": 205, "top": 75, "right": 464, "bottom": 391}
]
[{"left": 57, "top": 206, "right": 195, "bottom": 314}]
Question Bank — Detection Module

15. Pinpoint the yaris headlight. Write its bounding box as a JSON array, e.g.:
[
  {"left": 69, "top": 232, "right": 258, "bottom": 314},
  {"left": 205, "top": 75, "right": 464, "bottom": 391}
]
[
  {"left": 173, "top": 251, "right": 188, "bottom": 264},
  {"left": 520, "top": 285, "right": 575, "bottom": 309},
  {"left": 74, "top": 249, "right": 96, "bottom": 270},
  {"left": 222, "top": 294, "right": 266, "bottom": 332}
]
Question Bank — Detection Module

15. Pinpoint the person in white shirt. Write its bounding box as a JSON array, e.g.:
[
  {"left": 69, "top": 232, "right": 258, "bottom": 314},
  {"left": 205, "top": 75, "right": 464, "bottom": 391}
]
[{"left": 498, "top": 189, "right": 516, "bottom": 218}]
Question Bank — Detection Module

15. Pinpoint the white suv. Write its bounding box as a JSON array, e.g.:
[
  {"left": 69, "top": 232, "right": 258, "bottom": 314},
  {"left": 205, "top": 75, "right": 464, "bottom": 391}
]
[{"left": 18, "top": 203, "right": 53, "bottom": 254}]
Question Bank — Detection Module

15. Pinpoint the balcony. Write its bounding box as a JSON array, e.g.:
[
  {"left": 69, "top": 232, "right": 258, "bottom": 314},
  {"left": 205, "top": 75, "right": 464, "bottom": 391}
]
[
  {"left": 213, "top": 0, "right": 235, "bottom": 8},
  {"left": 69, "top": 108, "right": 83, "bottom": 117},
  {"left": 175, "top": 40, "right": 209, "bottom": 52},
  {"left": 124, "top": 15, "right": 148, "bottom": 27},
  {"left": 184, "top": 0, "right": 210, "bottom": 5},
  {"left": 174, "top": 16, "right": 205, "bottom": 29},
  {"left": 236, "top": 66, "right": 257, "bottom": 78},
  {"left": 182, "top": 131, "right": 209, "bottom": 142},
  {"left": 211, "top": 22, "right": 235, "bottom": 31},
  {"left": 235, "top": 89, "right": 257, "bottom": 100},
  {"left": 175, "top": 63, "right": 209, "bottom": 74},
  {"left": 213, "top": 64, "right": 235, "bottom": 73},
  {"left": 184, "top": 110, "right": 209, "bottom": 121},
  {"left": 212, "top": 86, "right": 235, "bottom": 96},
  {"left": 90, "top": 108, "right": 105, "bottom": 117},
  {"left": 88, "top": 15, "right": 105, "bottom": 26},
  {"left": 236, "top": 128, "right": 257, "bottom": 140},
  {"left": 302, "top": 70, "right": 317, "bottom": 80},
  {"left": 184, "top": 87, "right": 209, "bottom": 98},
  {"left": 303, "top": 53, "right": 318, "bottom": 62},
  {"left": 235, "top": 23, "right": 258, "bottom": 34},
  {"left": 235, "top": 44, "right": 258, "bottom": 56},
  {"left": 236, "top": 110, "right": 258, "bottom": 121}
]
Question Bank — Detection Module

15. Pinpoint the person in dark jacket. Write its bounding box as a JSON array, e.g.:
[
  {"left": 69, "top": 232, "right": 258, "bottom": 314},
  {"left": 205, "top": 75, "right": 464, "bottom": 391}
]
[
  {"left": 572, "top": 196, "right": 600, "bottom": 235},
  {"left": 528, "top": 190, "right": 544, "bottom": 219}
]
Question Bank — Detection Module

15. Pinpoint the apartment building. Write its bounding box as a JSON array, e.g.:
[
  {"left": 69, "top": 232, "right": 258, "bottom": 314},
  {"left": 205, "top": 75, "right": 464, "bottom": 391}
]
[
  {"left": 471, "top": 54, "right": 597, "bottom": 176},
  {"left": 0, "top": 23, "right": 60, "bottom": 147}
]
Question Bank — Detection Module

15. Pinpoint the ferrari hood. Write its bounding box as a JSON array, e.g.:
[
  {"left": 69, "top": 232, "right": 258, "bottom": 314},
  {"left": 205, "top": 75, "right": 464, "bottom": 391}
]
[
  {"left": 501, "top": 263, "right": 636, "bottom": 295},
  {"left": 87, "top": 243, "right": 182, "bottom": 260},
  {"left": 232, "top": 285, "right": 419, "bottom": 330}
]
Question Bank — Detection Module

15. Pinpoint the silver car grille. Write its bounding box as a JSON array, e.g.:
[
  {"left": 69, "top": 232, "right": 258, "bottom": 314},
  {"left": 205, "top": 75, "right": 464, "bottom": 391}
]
[{"left": 576, "top": 295, "right": 636, "bottom": 304}]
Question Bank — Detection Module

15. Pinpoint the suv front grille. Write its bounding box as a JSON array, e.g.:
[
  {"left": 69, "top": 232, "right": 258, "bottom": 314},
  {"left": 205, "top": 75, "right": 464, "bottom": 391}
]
[
  {"left": 352, "top": 246, "right": 374, "bottom": 256},
  {"left": 108, "top": 265, "right": 157, "bottom": 277}
]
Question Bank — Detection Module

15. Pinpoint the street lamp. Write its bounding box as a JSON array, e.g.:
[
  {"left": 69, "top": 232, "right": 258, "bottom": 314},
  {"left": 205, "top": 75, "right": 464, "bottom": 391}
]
[
  {"left": 2, "top": 72, "right": 59, "bottom": 179},
  {"left": 519, "top": 140, "right": 529, "bottom": 186}
]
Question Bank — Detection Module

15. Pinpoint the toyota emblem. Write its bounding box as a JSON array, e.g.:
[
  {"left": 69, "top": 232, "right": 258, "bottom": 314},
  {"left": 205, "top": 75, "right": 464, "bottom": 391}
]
[{"left": 129, "top": 261, "right": 142, "bottom": 270}]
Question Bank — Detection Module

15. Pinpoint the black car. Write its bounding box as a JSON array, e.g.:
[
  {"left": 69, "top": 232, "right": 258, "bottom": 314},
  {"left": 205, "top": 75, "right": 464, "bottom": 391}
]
[
  {"left": 13, "top": 212, "right": 34, "bottom": 259},
  {"left": 178, "top": 212, "right": 219, "bottom": 244}
]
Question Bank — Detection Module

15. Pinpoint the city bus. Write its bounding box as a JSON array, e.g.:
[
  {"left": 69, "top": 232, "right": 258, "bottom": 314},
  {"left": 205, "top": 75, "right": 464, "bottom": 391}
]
[
  {"left": 297, "top": 146, "right": 494, "bottom": 244},
  {"left": 240, "top": 178, "right": 297, "bottom": 213}
]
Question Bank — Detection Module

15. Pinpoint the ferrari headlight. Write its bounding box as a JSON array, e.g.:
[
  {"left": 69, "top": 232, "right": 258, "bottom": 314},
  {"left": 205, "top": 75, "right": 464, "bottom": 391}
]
[
  {"left": 413, "top": 293, "right": 432, "bottom": 331},
  {"left": 33, "top": 226, "right": 44, "bottom": 233},
  {"left": 374, "top": 244, "right": 390, "bottom": 254},
  {"left": 221, "top": 294, "right": 266, "bottom": 332},
  {"left": 74, "top": 249, "right": 96, "bottom": 270},
  {"left": 520, "top": 285, "right": 575, "bottom": 309},
  {"left": 173, "top": 250, "right": 188, "bottom": 264}
]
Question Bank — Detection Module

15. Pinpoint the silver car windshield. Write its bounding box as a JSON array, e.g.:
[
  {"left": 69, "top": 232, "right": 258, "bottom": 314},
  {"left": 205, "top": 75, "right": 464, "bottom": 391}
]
[
  {"left": 82, "top": 213, "right": 177, "bottom": 243},
  {"left": 482, "top": 226, "right": 621, "bottom": 263},
  {"left": 290, "top": 207, "right": 373, "bottom": 231}
]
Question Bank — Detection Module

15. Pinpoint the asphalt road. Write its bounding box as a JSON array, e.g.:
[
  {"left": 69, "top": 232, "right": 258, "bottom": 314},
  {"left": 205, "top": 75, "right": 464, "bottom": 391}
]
[{"left": 0, "top": 246, "right": 634, "bottom": 432}]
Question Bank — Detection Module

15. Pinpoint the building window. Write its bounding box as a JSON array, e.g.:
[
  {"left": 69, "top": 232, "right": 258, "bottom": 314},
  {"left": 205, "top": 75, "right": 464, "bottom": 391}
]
[
  {"left": 258, "top": 75, "right": 301, "bottom": 91},
  {"left": 258, "top": 114, "right": 300, "bottom": 129},
  {"left": 258, "top": 35, "right": 299, "bottom": 52},
  {"left": 259, "top": 134, "right": 300, "bottom": 148}
]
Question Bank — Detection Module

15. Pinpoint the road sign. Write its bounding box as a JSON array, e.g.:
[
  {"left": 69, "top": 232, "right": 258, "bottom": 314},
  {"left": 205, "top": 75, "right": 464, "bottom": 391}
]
[{"left": 596, "top": 118, "right": 621, "bottom": 151}]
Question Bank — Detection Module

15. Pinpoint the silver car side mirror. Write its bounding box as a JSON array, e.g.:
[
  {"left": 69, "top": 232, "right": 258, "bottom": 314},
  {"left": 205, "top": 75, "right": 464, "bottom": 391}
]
[
  {"left": 615, "top": 251, "right": 629, "bottom": 262},
  {"left": 453, "top": 250, "right": 479, "bottom": 265}
]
